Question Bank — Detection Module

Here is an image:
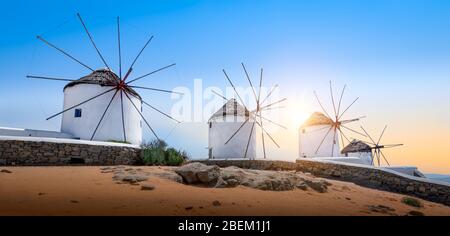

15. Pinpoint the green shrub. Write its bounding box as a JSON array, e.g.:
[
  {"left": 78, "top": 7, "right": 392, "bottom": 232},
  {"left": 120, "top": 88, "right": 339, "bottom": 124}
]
[
  {"left": 165, "top": 148, "right": 185, "bottom": 166},
  {"left": 142, "top": 147, "right": 166, "bottom": 166},
  {"left": 141, "top": 139, "right": 188, "bottom": 166},
  {"left": 402, "top": 197, "right": 423, "bottom": 208}
]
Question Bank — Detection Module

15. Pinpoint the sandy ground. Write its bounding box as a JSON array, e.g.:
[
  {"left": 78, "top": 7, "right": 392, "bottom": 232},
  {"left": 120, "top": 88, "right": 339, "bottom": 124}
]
[{"left": 1, "top": 166, "right": 449, "bottom": 216}]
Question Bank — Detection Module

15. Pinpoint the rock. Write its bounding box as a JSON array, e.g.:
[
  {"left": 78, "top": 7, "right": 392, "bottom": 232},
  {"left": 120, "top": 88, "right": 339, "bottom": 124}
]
[
  {"left": 185, "top": 206, "right": 193, "bottom": 210},
  {"left": 331, "top": 170, "right": 341, "bottom": 177},
  {"left": 151, "top": 172, "right": 184, "bottom": 183},
  {"left": 406, "top": 210, "right": 425, "bottom": 216},
  {"left": 212, "top": 200, "right": 221, "bottom": 206},
  {"left": 0, "top": 169, "right": 12, "bottom": 174},
  {"left": 141, "top": 183, "right": 155, "bottom": 191},
  {"left": 214, "top": 177, "right": 228, "bottom": 188},
  {"left": 368, "top": 205, "right": 396, "bottom": 215},
  {"left": 197, "top": 166, "right": 220, "bottom": 183},
  {"left": 305, "top": 179, "right": 328, "bottom": 193},
  {"left": 175, "top": 162, "right": 220, "bottom": 184},
  {"left": 226, "top": 179, "right": 240, "bottom": 187},
  {"left": 113, "top": 173, "right": 149, "bottom": 183},
  {"left": 296, "top": 182, "right": 308, "bottom": 190}
]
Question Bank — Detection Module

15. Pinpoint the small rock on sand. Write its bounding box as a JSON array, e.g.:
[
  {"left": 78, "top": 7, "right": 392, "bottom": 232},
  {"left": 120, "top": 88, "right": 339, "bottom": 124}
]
[
  {"left": 212, "top": 200, "right": 221, "bottom": 206},
  {"left": 1, "top": 169, "right": 12, "bottom": 174},
  {"left": 406, "top": 210, "right": 425, "bottom": 216},
  {"left": 140, "top": 183, "right": 155, "bottom": 191}
]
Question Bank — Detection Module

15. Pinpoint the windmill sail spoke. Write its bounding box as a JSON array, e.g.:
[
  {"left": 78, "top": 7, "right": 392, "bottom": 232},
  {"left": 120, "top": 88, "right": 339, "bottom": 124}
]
[
  {"left": 26, "top": 75, "right": 76, "bottom": 82},
  {"left": 90, "top": 90, "right": 119, "bottom": 140},
  {"left": 341, "top": 116, "right": 366, "bottom": 124},
  {"left": 260, "top": 84, "right": 278, "bottom": 106},
  {"left": 337, "top": 127, "right": 351, "bottom": 144},
  {"left": 315, "top": 126, "right": 333, "bottom": 154},
  {"left": 223, "top": 69, "right": 249, "bottom": 111},
  {"left": 259, "top": 106, "right": 285, "bottom": 112},
  {"left": 129, "top": 85, "right": 183, "bottom": 95},
  {"left": 360, "top": 126, "right": 377, "bottom": 145},
  {"left": 36, "top": 36, "right": 94, "bottom": 72},
  {"left": 120, "top": 91, "right": 127, "bottom": 142},
  {"left": 336, "top": 84, "right": 346, "bottom": 118},
  {"left": 255, "top": 120, "right": 280, "bottom": 148},
  {"left": 313, "top": 91, "right": 333, "bottom": 120},
  {"left": 379, "top": 150, "right": 391, "bottom": 166},
  {"left": 224, "top": 116, "right": 250, "bottom": 145},
  {"left": 211, "top": 89, "right": 228, "bottom": 101},
  {"left": 377, "top": 125, "right": 388, "bottom": 145},
  {"left": 383, "top": 144, "right": 404, "bottom": 148},
  {"left": 306, "top": 125, "right": 331, "bottom": 134},
  {"left": 241, "top": 63, "right": 258, "bottom": 104},
  {"left": 124, "top": 91, "right": 159, "bottom": 140},
  {"left": 329, "top": 81, "right": 337, "bottom": 118},
  {"left": 123, "top": 35, "right": 154, "bottom": 82},
  {"left": 338, "top": 127, "right": 346, "bottom": 149},
  {"left": 341, "top": 125, "right": 367, "bottom": 137},
  {"left": 77, "top": 13, "right": 110, "bottom": 70},
  {"left": 244, "top": 122, "right": 256, "bottom": 159},
  {"left": 257, "top": 68, "right": 263, "bottom": 104},
  {"left": 256, "top": 114, "right": 287, "bottom": 129},
  {"left": 142, "top": 100, "right": 181, "bottom": 123},
  {"left": 338, "top": 97, "right": 359, "bottom": 120},
  {"left": 126, "top": 63, "right": 177, "bottom": 84},
  {"left": 46, "top": 87, "right": 116, "bottom": 120},
  {"left": 259, "top": 111, "right": 267, "bottom": 159},
  {"left": 259, "top": 98, "right": 287, "bottom": 111},
  {"left": 331, "top": 127, "right": 337, "bottom": 156},
  {"left": 117, "top": 17, "right": 122, "bottom": 79}
]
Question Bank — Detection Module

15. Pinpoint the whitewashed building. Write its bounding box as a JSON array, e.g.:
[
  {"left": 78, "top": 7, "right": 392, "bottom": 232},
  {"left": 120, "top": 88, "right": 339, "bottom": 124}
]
[
  {"left": 61, "top": 69, "right": 142, "bottom": 145},
  {"left": 208, "top": 99, "right": 256, "bottom": 159}
]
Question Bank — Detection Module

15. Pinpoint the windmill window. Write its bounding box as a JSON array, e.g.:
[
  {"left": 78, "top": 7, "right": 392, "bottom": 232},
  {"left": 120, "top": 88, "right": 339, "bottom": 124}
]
[
  {"left": 302, "top": 129, "right": 306, "bottom": 134},
  {"left": 74, "top": 109, "right": 82, "bottom": 118},
  {"left": 209, "top": 123, "right": 212, "bottom": 129}
]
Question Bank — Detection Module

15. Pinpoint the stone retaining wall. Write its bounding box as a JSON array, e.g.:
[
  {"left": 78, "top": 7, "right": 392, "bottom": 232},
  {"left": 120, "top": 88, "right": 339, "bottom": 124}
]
[
  {"left": 197, "top": 159, "right": 450, "bottom": 206},
  {"left": 0, "top": 137, "right": 141, "bottom": 165}
]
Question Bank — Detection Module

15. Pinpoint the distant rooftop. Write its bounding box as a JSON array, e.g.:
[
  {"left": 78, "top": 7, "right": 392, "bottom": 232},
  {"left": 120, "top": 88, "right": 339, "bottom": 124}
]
[{"left": 341, "top": 140, "right": 372, "bottom": 154}]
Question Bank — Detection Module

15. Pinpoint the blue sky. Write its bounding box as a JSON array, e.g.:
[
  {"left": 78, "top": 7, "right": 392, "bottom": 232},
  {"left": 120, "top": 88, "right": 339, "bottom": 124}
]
[{"left": 1, "top": 0, "right": 450, "bottom": 173}]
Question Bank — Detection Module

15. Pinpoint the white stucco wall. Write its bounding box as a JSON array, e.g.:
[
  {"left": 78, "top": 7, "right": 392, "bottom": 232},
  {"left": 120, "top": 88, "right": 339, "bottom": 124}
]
[
  {"left": 0, "top": 127, "right": 74, "bottom": 139},
  {"left": 208, "top": 115, "right": 256, "bottom": 159},
  {"left": 299, "top": 124, "right": 341, "bottom": 158},
  {"left": 345, "top": 151, "right": 373, "bottom": 165},
  {"left": 61, "top": 84, "right": 142, "bottom": 145}
]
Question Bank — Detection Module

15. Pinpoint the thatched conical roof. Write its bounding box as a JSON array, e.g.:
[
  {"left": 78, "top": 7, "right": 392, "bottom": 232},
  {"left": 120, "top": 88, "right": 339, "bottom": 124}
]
[
  {"left": 209, "top": 98, "right": 252, "bottom": 121},
  {"left": 64, "top": 69, "right": 141, "bottom": 99},
  {"left": 301, "top": 112, "right": 334, "bottom": 127},
  {"left": 341, "top": 140, "right": 372, "bottom": 154}
]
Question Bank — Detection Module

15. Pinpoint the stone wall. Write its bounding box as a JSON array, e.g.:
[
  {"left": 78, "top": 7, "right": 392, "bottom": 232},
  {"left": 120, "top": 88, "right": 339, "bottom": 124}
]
[
  {"left": 197, "top": 159, "right": 450, "bottom": 206},
  {"left": 0, "top": 137, "right": 141, "bottom": 165}
]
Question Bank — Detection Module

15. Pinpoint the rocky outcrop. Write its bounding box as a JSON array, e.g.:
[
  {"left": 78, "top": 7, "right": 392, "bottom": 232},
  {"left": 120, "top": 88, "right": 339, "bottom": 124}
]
[
  {"left": 175, "top": 162, "right": 220, "bottom": 184},
  {"left": 101, "top": 165, "right": 183, "bottom": 185},
  {"left": 175, "top": 162, "right": 330, "bottom": 192}
]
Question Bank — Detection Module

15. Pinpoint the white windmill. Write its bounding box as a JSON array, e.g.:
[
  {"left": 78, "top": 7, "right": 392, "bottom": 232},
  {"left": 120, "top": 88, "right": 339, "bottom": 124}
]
[
  {"left": 208, "top": 63, "right": 286, "bottom": 159},
  {"left": 299, "top": 82, "right": 366, "bottom": 159},
  {"left": 26, "top": 13, "right": 180, "bottom": 145}
]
